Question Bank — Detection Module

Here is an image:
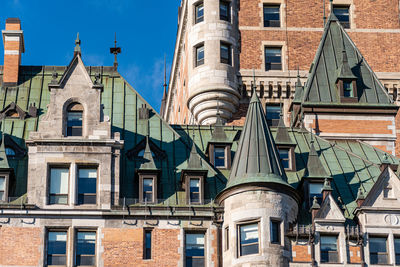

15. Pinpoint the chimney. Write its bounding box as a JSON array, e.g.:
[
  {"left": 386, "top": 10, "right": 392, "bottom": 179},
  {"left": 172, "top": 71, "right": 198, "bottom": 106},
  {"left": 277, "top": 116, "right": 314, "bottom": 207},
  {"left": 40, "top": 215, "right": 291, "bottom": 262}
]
[{"left": 2, "top": 18, "right": 24, "bottom": 87}]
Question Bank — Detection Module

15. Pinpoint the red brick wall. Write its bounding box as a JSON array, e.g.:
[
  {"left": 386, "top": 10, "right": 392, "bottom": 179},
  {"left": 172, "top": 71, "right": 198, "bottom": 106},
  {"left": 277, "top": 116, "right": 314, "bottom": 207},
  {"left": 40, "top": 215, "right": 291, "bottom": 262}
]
[
  {"left": 292, "top": 244, "right": 311, "bottom": 262},
  {"left": 311, "top": 119, "right": 392, "bottom": 135},
  {"left": 102, "top": 228, "right": 180, "bottom": 267},
  {"left": 0, "top": 226, "right": 42, "bottom": 266},
  {"left": 348, "top": 245, "right": 362, "bottom": 264}
]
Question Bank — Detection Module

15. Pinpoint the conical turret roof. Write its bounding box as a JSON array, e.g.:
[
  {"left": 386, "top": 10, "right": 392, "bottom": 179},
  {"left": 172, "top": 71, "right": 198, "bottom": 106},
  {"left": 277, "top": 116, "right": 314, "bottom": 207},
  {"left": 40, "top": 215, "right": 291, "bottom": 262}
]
[
  {"left": 187, "top": 140, "right": 204, "bottom": 170},
  {"left": 305, "top": 135, "right": 329, "bottom": 179},
  {"left": 275, "top": 111, "right": 295, "bottom": 145},
  {"left": 226, "top": 88, "right": 289, "bottom": 189}
]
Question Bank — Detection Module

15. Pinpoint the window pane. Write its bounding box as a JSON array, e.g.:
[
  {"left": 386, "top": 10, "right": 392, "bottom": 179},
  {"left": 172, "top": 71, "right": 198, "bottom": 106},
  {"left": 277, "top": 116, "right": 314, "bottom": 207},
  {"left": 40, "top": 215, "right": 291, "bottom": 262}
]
[
  {"left": 0, "top": 177, "right": 5, "bottom": 191},
  {"left": 220, "top": 44, "right": 231, "bottom": 65},
  {"left": 395, "top": 238, "right": 400, "bottom": 265},
  {"left": 343, "top": 82, "right": 353, "bottom": 97},
  {"left": 220, "top": 1, "right": 230, "bottom": 21},
  {"left": 264, "top": 5, "right": 280, "bottom": 27},
  {"left": 278, "top": 149, "right": 290, "bottom": 169},
  {"left": 240, "top": 223, "right": 259, "bottom": 256},
  {"left": 309, "top": 183, "right": 323, "bottom": 205},
  {"left": 195, "top": 3, "right": 204, "bottom": 23},
  {"left": 266, "top": 105, "right": 281, "bottom": 126},
  {"left": 333, "top": 6, "right": 350, "bottom": 28},
  {"left": 50, "top": 168, "right": 69, "bottom": 204},
  {"left": 214, "top": 146, "right": 226, "bottom": 168},
  {"left": 145, "top": 231, "right": 152, "bottom": 259},
  {"left": 196, "top": 45, "right": 204, "bottom": 66},
  {"left": 78, "top": 168, "right": 97, "bottom": 205},
  {"left": 190, "top": 178, "right": 200, "bottom": 203},
  {"left": 321, "top": 236, "right": 338, "bottom": 263},
  {"left": 270, "top": 221, "right": 280, "bottom": 243},
  {"left": 370, "top": 237, "right": 388, "bottom": 265},
  {"left": 186, "top": 233, "right": 205, "bottom": 267},
  {"left": 143, "top": 178, "right": 153, "bottom": 202},
  {"left": 265, "top": 47, "right": 282, "bottom": 71},
  {"left": 76, "top": 232, "right": 96, "bottom": 266},
  {"left": 67, "top": 111, "right": 83, "bottom": 137},
  {"left": 48, "top": 231, "right": 67, "bottom": 265}
]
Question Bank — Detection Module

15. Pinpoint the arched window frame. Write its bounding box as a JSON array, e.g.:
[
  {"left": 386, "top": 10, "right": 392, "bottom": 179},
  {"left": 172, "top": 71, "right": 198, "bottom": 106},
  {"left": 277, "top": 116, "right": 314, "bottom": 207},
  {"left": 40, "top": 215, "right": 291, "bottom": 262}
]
[{"left": 64, "top": 102, "right": 84, "bottom": 137}]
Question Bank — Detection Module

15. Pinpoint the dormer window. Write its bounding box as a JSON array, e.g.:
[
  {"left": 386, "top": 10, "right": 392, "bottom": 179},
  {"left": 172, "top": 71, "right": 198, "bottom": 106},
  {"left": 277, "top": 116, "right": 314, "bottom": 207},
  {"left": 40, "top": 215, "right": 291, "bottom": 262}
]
[
  {"left": 343, "top": 81, "right": 353, "bottom": 97},
  {"left": 66, "top": 102, "right": 83, "bottom": 136},
  {"left": 309, "top": 182, "right": 323, "bottom": 206},
  {"left": 139, "top": 175, "right": 157, "bottom": 203},
  {"left": 214, "top": 146, "right": 226, "bottom": 168},
  {"left": 337, "top": 79, "right": 357, "bottom": 101},
  {"left": 184, "top": 176, "right": 204, "bottom": 205},
  {"left": 277, "top": 146, "right": 295, "bottom": 171}
]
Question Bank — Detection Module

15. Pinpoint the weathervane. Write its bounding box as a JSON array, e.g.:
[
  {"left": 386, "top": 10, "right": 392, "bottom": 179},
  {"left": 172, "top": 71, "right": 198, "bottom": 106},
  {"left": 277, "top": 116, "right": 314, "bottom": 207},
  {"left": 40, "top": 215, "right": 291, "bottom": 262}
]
[{"left": 110, "top": 32, "right": 121, "bottom": 71}]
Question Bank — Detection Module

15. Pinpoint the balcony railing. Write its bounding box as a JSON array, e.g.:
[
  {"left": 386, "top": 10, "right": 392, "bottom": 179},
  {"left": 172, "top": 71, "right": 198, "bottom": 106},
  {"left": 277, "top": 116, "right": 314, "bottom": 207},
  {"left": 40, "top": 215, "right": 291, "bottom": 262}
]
[{"left": 118, "top": 198, "right": 216, "bottom": 207}]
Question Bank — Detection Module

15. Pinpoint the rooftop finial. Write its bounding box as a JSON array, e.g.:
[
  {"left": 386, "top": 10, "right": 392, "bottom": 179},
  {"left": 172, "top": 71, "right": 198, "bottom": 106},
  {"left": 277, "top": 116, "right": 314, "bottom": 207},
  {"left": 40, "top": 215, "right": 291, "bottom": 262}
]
[
  {"left": 163, "top": 54, "right": 167, "bottom": 90},
  {"left": 74, "top": 32, "right": 81, "bottom": 56},
  {"left": 110, "top": 32, "right": 121, "bottom": 71}
]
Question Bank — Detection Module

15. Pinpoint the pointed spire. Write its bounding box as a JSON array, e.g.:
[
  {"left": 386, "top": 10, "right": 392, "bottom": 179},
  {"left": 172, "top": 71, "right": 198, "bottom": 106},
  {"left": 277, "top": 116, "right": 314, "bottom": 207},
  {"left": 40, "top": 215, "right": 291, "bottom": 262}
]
[
  {"left": 250, "top": 69, "right": 259, "bottom": 103},
  {"left": 160, "top": 55, "right": 168, "bottom": 117},
  {"left": 305, "top": 133, "right": 330, "bottom": 178},
  {"left": 139, "top": 137, "right": 157, "bottom": 170},
  {"left": 293, "top": 67, "right": 304, "bottom": 104},
  {"left": 109, "top": 32, "right": 121, "bottom": 71},
  {"left": 74, "top": 33, "right": 81, "bottom": 56},
  {"left": 210, "top": 99, "right": 229, "bottom": 143},
  {"left": 0, "top": 134, "right": 10, "bottom": 169},
  {"left": 328, "top": 0, "right": 338, "bottom": 21},
  {"left": 337, "top": 32, "right": 357, "bottom": 80},
  {"left": 186, "top": 132, "right": 205, "bottom": 170},
  {"left": 225, "top": 76, "right": 290, "bottom": 189},
  {"left": 275, "top": 106, "right": 295, "bottom": 145}
]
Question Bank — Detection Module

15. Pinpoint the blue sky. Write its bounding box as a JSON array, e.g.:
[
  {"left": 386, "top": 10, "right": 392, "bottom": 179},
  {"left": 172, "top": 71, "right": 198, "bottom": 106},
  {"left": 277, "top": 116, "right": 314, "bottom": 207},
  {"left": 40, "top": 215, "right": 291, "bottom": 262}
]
[{"left": 0, "top": 0, "right": 181, "bottom": 111}]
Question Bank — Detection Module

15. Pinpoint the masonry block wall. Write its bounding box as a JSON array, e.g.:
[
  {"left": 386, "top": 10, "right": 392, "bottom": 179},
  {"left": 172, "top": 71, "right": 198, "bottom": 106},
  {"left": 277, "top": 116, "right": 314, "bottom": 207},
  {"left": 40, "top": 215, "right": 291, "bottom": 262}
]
[{"left": 291, "top": 242, "right": 311, "bottom": 263}]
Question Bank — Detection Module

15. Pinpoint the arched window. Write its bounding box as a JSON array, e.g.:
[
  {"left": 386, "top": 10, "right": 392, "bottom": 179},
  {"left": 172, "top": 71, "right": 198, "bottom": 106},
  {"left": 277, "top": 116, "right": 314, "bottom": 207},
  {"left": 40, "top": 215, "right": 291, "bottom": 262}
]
[{"left": 66, "top": 102, "right": 83, "bottom": 137}]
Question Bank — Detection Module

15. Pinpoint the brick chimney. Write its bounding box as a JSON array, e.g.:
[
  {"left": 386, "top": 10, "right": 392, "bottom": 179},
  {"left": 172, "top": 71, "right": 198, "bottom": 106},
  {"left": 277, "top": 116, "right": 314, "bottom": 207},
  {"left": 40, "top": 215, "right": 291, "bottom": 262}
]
[{"left": 2, "top": 18, "right": 24, "bottom": 87}]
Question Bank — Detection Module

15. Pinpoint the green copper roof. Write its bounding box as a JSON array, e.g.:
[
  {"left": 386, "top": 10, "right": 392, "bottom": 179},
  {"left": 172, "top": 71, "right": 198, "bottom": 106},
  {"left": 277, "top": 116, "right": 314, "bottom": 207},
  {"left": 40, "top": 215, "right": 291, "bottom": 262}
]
[
  {"left": 0, "top": 134, "right": 10, "bottom": 169},
  {"left": 209, "top": 111, "right": 229, "bottom": 144},
  {"left": 225, "top": 90, "right": 288, "bottom": 189},
  {"left": 138, "top": 136, "right": 157, "bottom": 170},
  {"left": 275, "top": 113, "right": 295, "bottom": 145},
  {"left": 304, "top": 134, "right": 330, "bottom": 179},
  {"left": 303, "top": 13, "right": 393, "bottom": 105}
]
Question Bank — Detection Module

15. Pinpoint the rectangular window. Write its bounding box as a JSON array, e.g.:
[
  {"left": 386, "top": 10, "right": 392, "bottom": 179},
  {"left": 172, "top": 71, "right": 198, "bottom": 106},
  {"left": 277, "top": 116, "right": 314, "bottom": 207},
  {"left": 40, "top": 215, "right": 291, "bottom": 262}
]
[
  {"left": 214, "top": 146, "right": 226, "bottom": 168},
  {"left": 220, "top": 1, "right": 230, "bottom": 22},
  {"left": 0, "top": 176, "right": 5, "bottom": 201},
  {"left": 320, "top": 235, "right": 339, "bottom": 263},
  {"left": 189, "top": 178, "right": 201, "bottom": 204},
  {"left": 196, "top": 45, "right": 205, "bottom": 67},
  {"left": 343, "top": 81, "right": 353, "bottom": 97},
  {"left": 225, "top": 227, "right": 229, "bottom": 251},
  {"left": 263, "top": 5, "right": 280, "bottom": 27},
  {"left": 67, "top": 111, "right": 83, "bottom": 136},
  {"left": 49, "top": 167, "right": 69, "bottom": 205},
  {"left": 239, "top": 223, "right": 259, "bottom": 256},
  {"left": 369, "top": 236, "right": 388, "bottom": 265},
  {"left": 195, "top": 2, "right": 204, "bottom": 24},
  {"left": 143, "top": 177, "right": 154, "bottom": 203},
  {"left": 47, "top": 231, "right": 67, "bottom": 266},
  {"left": 333, "top": 6, "right": 350, "bottom": 29},
  {"left": 270, "top": 220, "right": 280, "bottom": 244},
  {"left": 185, "top": 233, "right": 205, "bottom": 267},
  {"left": 395, "top": 237, "right": 400, "bottom": 265},
  {"left": 220, "top": 43, "right": 232, "bottom": 65},
  {"left": 278, "top": 148, "right": 290, "bottom": 169},
  {"left": 144, "top": 230, "right": 152, "bottom": 260},
  {"left": 266, "top": 105, "right": 281, "bottom": 126},
  {"left": 309, "top": 183, "right": 323, "bottom": 206},
  {"left": 76, "top": 231, "right": 96, "bottom": 266},
  {"left": 265, "top": 47, "right": 282, "bottom": 71},
  {"left": 78, "top": 167, "right": 97, "bottom": 205}
]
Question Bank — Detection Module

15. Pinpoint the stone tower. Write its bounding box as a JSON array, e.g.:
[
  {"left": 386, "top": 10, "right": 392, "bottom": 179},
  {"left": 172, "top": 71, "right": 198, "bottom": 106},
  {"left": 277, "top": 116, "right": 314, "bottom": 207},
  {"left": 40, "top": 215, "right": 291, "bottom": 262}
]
[{"left": 217, "top": 88, "right": 299, "bottom": 266}]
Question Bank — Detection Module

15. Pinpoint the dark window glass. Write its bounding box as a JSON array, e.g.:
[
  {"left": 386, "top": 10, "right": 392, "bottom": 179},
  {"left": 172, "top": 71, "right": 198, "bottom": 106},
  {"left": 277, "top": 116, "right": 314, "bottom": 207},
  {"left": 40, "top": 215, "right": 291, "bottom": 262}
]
[
  {"left": 214, "top": 146, "right": 226, "bottom": 168},
  {"left": 263, "top": 5, "right": 280, "bottom": 27},
  {"left": 343, "top": 81, "right": 353, "bottom": 97},
  {"left": 195, "top": 3, "right": 204, "bottom": 24},
  {"left": 369, "top": 237, "right": 388, "bottom": 265},
  {"left": 185, "top": 233, "right": 205, "bottom": 267},
  {"left": 266, "top": 105, "right": 281, "bottom": 126},
  {"left": 49, "top": 168, "right": 69, "bottom": 205},
  {"left": 220, "top": 1, "right": 230, "bottom": 22},
  {"left": 76, "top": 231, "right": 96, "bottom": 266},
  {"left": 395, "top": 237, "right": 400, "bottom": 265},
  {"left": 47, "top": 231, "right": 67, "bottom": 266},
  {"left": 240, "top": 223, "right": 259, "bottom": 256},
  {"left": 143, "top": 178, "right": 154, "bottom": 202},
  {"left": 309, "top": 183, "right": 323, "bottom": 207},
  {"left": 278, "top": 149, "right": 290, "bottom": 169},
  {"left": 220, "top": 43, "right": 232, "bottom": 65},
  {"left": 78, "top": 168, "right": 97, "bottom": 205},
  {"left": 0, "top": 176, "right": 5, "bottom": 201},
  {"left": 225, "top": 227, "right": 229, "bottom": 251},
  {"left": 270, "top": 220, "right": 280, "bottom": 244},
  {"left": 190, "top": 178, "right": 200, "bottom": 204},
  {"left": 66, "top": 102, "right": 83, "bottom": 137},
  {"left": 5, "top": 147, "right": 15, "bottom": 156},
  {"left": 265, "top": 47, "right": 282, "bottom": 71},
  {"left": 144, "top": 230, "right": 152, "bottom": 259},
  {"left": 333, "top": 6, "right": 350, "bottom": 29},
  {"left": 320, "top": 236, "right": 339, "bottom": 263},
  {"left": 196, "top": 45, "right": 205, "bottom": 67}
]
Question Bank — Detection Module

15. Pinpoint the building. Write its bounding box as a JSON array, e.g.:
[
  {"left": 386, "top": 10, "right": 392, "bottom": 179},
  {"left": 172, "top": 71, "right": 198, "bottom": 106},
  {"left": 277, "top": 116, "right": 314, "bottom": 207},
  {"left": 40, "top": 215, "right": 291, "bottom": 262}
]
[
  {"left": 2, "top": 9, "right": 400, "bottom": 267},
  {"left": 161, "top": 0, "right": 400, "bottom": 156}
]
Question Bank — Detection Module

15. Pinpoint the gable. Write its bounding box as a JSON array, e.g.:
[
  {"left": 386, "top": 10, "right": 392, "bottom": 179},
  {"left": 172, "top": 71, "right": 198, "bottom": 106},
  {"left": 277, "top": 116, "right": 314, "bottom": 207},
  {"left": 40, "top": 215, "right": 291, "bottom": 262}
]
[
  {"left": 315, "top": 194, "right": 345, "bottom": 223},
  {"left": 362, "top": 167, "right": 400, "bottom": 209},
  {"left": 303, "top": 16, "right": 394, "bottom": 106}
]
